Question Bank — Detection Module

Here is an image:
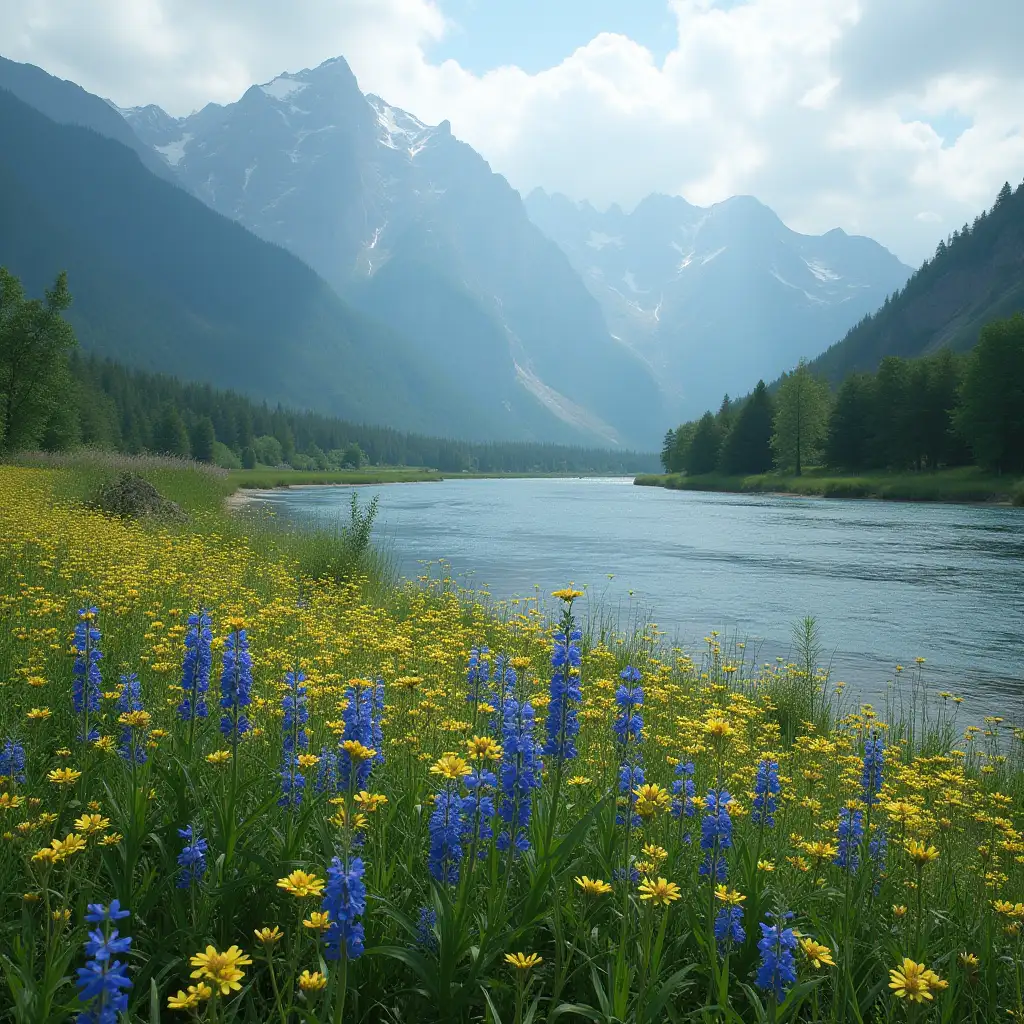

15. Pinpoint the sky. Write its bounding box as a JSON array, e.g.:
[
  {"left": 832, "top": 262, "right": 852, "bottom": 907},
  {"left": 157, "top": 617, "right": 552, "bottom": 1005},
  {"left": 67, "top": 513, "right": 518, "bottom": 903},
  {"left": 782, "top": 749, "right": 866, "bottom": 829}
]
[{"left": 2, "top": 0, "right": 1023, "bottom": 265}]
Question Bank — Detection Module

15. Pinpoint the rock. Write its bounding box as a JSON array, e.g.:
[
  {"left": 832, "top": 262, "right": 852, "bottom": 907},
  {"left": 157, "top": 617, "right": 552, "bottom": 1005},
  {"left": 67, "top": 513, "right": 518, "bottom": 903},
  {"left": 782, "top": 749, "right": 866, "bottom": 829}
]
[{"left": 91, "top": 472, "right": 187, "bottom": 523}]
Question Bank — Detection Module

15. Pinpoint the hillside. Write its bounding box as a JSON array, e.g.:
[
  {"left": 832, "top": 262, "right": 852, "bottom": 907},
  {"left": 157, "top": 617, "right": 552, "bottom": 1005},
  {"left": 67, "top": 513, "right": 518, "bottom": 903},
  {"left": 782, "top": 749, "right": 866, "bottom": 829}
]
[
  {"left": 810, "top": 180, "right": 1024, "bottom": 382},
  {"left": 526, "top": 189, "right": 912, "bottom": 420},
  {"left": 0, "top": 87, "right": 589, "bottom": 443}
]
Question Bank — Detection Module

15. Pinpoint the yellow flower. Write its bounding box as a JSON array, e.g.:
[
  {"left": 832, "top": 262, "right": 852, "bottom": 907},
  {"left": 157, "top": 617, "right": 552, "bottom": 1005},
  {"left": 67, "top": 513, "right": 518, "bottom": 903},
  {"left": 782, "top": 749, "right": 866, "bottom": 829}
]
[
  {"left": 757, "top": 860, "right": 775, "bottom": 872},
  {"left": 27, "top": 707, "right": 52, "bottom": 721},
  {"left": 551, "top": 588, "right": 583, "bottom": 603},
  {"left": 118, "top": 710, "right": 152, "bottom": 729},
  {"left": 906, "top": 841, "right": 940, "bottom": 867},
  {"left": 566, "top": 776, "right": 592, "bottom": 786},
  {"left": 340, "top": 740, "right": 376, "bottom": 763},
  {"left": 47, "top": 768, "right": 81, "bottom": 786},
  {"left": 167, "top": 983, "right": 213, "bottom": 1010},
  {"left": 298, "top": 970, "right": 327, "bottom": 992},
  {"left": 353, "top": 791, "right": 389, "bottom": 812},
  {"left": 958, "top": 952, "right": 979, "bottom": 970},
  {"left": 51, "top": 907, "right": 72, "bottom": 923},
  {"left": 93, "top": 736, "right": 116, "bottom": 754},
  {"left": 254, "top": 926, "right": 284, "bottom": 947},
  {"left": 297, "top": 754, "right": 320, "bottom": 769},
  {"left": 189, "top": 945, "right": 252, "bottom": 996},
  {"left": 892, "top": 904, "right": 908, "bottom": 918},
  {"left": 225, "top": 616, "right": 246, "bottom": 632},
  {"left": 574, "top": 875, "right": 612, "bottom": 896},
  {"left": 633, "top": 783, "right": 671, "bottom": 817},
  {"left": 801, "top": 840, "right": 838, "bottom": 861},
  {"left": 101, "top": 832, "right": 123, "bottom": 846},
  {"left": 430, "top": 753, "right": 472, "bottom": 780},
  {"left": 637, "top": 876, "right": 681, "bottom": 906},
  {"left": 642, "top": 843, "right": 668, "bottom": 863},
  {"left": 206, "top": 750, "right": 232, "bottom": 766},
  {"left": 74, "top": 813, "right": 111, "bottom": 834},
  {"left": 714, "top": 885, "right": 746, "bottom": 906},
  {"left": 504, "top": 952, "right": 543, "bottom": 970},
  {"left": 704, "top": 718, "right": 735, "bottom": 741},
  {"left": 799, "top": 938, "right": 835, "bottom": 969},
  {"left": 51, "top": 833, "right": 87, "bottom": 861},
  {"left": 276, "top": 870, "right": 325, "bottom": 898},
  {"left": 303, "top": 911, "right": 331, "bottom": 932},
  {"left": 888, "top": 958, "right": 936, "bottom": 1003},
  {"left": 466, "top": 735, "right": 502, "bottom": 760},
  {"left": 0, "top": 793, "right": 25, "bottom": 811}
]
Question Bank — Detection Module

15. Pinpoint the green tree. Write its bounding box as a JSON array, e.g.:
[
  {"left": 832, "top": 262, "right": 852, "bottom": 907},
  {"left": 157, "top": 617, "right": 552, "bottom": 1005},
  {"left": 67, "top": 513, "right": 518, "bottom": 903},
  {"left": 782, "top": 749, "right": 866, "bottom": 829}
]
[
  {"left": 151, "top": 404, "right": 190, "bottom": 456},
  {"left": 241, "top": 446, "right": 257, "bottom": 470},
  {"left": 660, "top": 428, "right": 677, "bottom": 473},
  {"left": 341, "top": 442, "right": 367, "bottom": 469},
  {"left": 771, "top": 359, "right": 830, "bottom": 475},
  {"left": 719, "top": 380, "right": 774, "bottom": 474},
  {"left": 190, "top": 416, "right": 216, "bottom": 462},
  {"left": 686, "top": 412, "right": 722, "bottom": 475},
  {"left": 0, "top": 268, "right": 77, "bottom": 452},
  {"left": 825, "top": 374, "right": 874, "bottom": 471},
  {"left": 956, "top": 313, "right": 1024, "bottom": 472},
  {"left": 872, "top": 356, "right": 915, "bottom": 469}
]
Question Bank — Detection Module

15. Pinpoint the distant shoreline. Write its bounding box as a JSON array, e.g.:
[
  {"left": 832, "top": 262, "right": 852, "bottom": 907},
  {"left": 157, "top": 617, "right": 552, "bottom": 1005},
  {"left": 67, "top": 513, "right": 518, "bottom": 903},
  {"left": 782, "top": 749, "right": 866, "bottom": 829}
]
[{"left": 634, "top": 468, "right": 1024, "bottom": 507}]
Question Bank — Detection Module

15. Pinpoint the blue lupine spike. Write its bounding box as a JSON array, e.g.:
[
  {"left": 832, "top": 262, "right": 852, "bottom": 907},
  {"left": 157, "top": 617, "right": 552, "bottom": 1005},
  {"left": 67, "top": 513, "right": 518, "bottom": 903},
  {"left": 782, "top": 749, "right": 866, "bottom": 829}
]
[
  {"left": 321, "top": 856, "right": 366, "bottom": 960},
  {"left": 178, "top": 610, "right": 212, "bottom": 721},
  {"left": 543, "top": 626, "right": 582, "bottom": 760},
  {"left": 496, "top": 696, "right": 542, "bottom": 854},
  {"left": 219, "top": 626, "right": 252, "bottom": 743},
  {"left": 755, "top": 912, "right": 799, "bottom": 1002}
]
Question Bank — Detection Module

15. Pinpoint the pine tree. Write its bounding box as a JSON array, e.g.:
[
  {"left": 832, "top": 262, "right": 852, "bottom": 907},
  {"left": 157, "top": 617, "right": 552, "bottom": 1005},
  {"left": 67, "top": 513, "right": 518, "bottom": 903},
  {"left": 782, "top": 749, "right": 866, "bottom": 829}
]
[
  {"left": 719, "top": 381, "right": 774, "bottom": 474},
  {"left": 152, "top": 404, "right": 190, "bottom": 457},
  {"left": 190, "top": 416, "right": 216, "bottom": 463},
  {"left": 686, "top": 412, "right": 722, "bottom": 475},
  {"left": 771, "top": 360, "right": 830, "bottom": 475}
]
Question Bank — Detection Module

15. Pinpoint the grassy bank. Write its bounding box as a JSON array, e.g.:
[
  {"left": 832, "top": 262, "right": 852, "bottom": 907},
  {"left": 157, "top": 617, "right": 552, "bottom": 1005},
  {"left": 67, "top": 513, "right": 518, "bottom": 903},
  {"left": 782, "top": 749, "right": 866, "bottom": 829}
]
[
  {"left": 228, "top": 466, "right": 443, "bottom": 488},
  {"left": 636, "top": 465, "right": 1024, "bottom": 505},
  {"left": 1, "top": 457, "right": 1023, "bottom": 1022}
]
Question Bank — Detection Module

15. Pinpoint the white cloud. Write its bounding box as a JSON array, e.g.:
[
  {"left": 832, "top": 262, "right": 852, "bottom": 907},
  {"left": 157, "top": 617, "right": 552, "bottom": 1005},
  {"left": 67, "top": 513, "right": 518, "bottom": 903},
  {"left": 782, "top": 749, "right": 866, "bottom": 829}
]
[{"left": 1, "top": 0, "right": 1022, "bottom": 264}]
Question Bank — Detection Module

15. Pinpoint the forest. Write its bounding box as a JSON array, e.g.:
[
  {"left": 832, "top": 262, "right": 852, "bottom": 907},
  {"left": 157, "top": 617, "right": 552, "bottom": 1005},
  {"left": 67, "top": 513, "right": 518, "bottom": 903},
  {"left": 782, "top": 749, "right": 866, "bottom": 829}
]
[
  {"left": 661, "top": 313, "right": 1024, "bottom": 478},
  {"left": 0, "top": 267, "right": 657, "bottom": 475}
]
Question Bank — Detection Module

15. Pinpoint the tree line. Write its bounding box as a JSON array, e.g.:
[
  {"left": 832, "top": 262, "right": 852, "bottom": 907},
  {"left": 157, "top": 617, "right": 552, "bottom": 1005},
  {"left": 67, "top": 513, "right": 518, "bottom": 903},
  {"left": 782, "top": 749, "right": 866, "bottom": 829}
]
[
  {"left": 661, "top": 313, "right": 1024, "bottom": 477},
  {"left": 0, "top": 268, "right": 659, "bottom": 475}
]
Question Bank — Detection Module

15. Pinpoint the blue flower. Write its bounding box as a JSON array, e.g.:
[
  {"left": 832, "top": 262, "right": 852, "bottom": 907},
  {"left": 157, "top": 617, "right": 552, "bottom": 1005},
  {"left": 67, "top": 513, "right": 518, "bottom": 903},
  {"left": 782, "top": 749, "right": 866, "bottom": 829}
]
[
  {"left": 0, "top": 737, "right": 26, "bottom": 786},
  {"left": 219, "top": 626, "right": 252, "bottom": 743},
  {"left": 321, "top": 856, "right": 366, "bottom": 960},
  {"left": 752, "top": 760, "right": 780, "bottom": 828},
  {"left": 755, "top": 912, "right": 799, "bottom": 1002},
  {"left": 176, "top": 826, "right": 208, "bottom": 888},
  {"left": 279, "top": 669, "right": 309, "bottom": 808},
  {"left": 670, "top": 761, "right": 696, "bottom": 820},
  {"left": 496, "top": 696, "right": 542, "bottom": 854},
  {"left": 177, "top": 610, "right": 212, "bottom": 721},
  {"left": 338, "top": 679, "right": 375, "bottom": 790},
  {"left": 72, "top": 607, "right": 102, "bottom": 743},
  {"left": 834, "top": 807, "right": 864, "bottom": 872},
  {"left": 462, "top": 764, "right": 497, "bottom": 853},
  {"left": 861, "top": 734, "right": 885, "bottom": 806},
  {"left": 612, "top": 666, "right": 644, "bottom": 747},
  {"left": 543, "top": 627, "right": 582, "bottom": 760},
  {"left": 116, "top": 674, "right": 147, "bottom": 765},
  {"left": 75, "top": 902, "right": 132, "bottom": 1024},
  {"left": 315, "top": 746, "right": 338, "bottom": 794},
  {"left": 466, "top": 646, "right": 494, "bottom": 707},
  {"left": 415, "top": 906, "right": 438, "bottom": 951},
  {"left": 428, "top": 788, "right": 465, "bottom": 884},
  {"left": 616, "top": 763, "right": 645, "bottom": 828},
  {"left": 714, "top": 905, "right": 746, "bottom": 952},
  {"left": 699, "top": 789, "right": 733, "bottom": 881}
]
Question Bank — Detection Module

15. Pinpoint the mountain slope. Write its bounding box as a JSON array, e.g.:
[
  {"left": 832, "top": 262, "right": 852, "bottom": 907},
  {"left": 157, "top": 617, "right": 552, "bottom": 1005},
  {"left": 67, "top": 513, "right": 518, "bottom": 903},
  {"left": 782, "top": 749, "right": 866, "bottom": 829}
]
[
  {"left": 0, "top": 56, "right": 178, "bottom": 184},
  {"left": 121, "top": 57, "right": 664, "bottom": 447},
  {"left": 525, "top": 189, "right": 912, "bottom": 420},
  {"left": 0, "top": 87, "right": 515, "bottom": 438},
  {"left": 810, "top": 182, "right": 1024, "bottom": 382}
]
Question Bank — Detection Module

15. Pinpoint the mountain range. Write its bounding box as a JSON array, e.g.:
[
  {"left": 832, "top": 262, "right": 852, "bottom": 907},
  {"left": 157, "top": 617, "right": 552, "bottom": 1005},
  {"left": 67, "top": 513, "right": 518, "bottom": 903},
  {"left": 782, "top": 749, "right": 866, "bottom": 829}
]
[
  {"left": 525, "top": 190, "right": 912, "bottom": 419},
  {"left": 0, "top": 53, "right": 964, "bottom": 446}
]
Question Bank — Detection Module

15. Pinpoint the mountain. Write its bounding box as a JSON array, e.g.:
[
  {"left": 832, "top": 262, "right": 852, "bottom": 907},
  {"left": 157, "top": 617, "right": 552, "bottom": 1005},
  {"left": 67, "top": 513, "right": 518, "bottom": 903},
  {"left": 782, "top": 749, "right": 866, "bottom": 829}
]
[
  {"left": 0, "top": 86, "right": 518, "bottom": 438},
  {"left": 120, "top": 57, "right": 665, "bottom": 447},
  {"left": 0, "top": 57, "right": 178, "bottom": 184},
  {"left": 524, "top": 189, "right": 913, "bottom": 420},
  {"left": 810, "top": 181, "right": 1024, "bottom": 382}
]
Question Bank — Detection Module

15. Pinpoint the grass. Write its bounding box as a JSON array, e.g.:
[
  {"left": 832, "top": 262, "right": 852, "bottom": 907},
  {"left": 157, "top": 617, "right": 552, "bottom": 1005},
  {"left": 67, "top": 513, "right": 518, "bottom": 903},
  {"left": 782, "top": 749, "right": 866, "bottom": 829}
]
[
  {"left": 227, "top": 467, "right": 443, "bottom": 488},
  {"left": 0, "top": 456, "right": 1022, "bottom": 1022},
  {"left": 635, "top": 465, "right": 1024, "bottom": 504}
]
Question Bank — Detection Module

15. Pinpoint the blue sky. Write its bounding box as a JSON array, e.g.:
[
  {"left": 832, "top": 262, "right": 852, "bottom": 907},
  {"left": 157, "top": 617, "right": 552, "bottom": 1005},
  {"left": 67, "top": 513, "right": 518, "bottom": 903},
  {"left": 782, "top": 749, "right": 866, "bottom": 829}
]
[{"left": 430, "top": 0, "right": 679, "bottom": 73}]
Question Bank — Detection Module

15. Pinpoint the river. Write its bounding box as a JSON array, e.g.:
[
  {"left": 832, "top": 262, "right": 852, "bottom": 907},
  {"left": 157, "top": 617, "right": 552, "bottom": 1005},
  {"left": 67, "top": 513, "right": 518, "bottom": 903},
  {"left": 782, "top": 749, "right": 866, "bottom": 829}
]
[{"left": 245, "top": 477, "right": 1024, "bottom": 722}]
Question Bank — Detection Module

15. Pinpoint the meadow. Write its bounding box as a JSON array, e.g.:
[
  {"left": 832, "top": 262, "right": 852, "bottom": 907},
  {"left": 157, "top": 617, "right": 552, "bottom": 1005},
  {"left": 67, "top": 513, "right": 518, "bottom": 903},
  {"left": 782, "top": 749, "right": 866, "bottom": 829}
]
[{"left": 0, "top": 458, "right": 1022, "bottom": 1023}]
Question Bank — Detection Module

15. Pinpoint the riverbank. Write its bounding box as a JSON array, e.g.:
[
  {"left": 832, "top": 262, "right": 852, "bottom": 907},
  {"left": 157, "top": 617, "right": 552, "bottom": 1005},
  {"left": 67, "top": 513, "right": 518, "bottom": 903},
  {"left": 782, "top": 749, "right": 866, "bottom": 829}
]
[
  {"left": 635, "top": 466, "right": 1024, "bottom": 505},
  {"left": 227, "top": 467, "right": 443, "bottom": 488}
]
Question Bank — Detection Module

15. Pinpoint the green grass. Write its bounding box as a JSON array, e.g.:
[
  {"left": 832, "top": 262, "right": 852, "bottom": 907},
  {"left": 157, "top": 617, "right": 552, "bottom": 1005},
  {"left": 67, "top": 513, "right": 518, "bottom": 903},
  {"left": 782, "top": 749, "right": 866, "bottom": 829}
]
[
  {"left": 635, "top": 465, "right": 1024, "bottom": 504},
  {"left": 228, "top": 467, "right": 443, "bottom": 488}
]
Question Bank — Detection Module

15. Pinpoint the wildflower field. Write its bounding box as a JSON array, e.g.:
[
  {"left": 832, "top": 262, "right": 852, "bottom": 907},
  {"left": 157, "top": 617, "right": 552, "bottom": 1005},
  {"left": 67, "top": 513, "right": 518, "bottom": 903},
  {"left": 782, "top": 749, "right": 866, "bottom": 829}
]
[{"left": 0, "top": 462, "right": 1022, "bottom": 1023}]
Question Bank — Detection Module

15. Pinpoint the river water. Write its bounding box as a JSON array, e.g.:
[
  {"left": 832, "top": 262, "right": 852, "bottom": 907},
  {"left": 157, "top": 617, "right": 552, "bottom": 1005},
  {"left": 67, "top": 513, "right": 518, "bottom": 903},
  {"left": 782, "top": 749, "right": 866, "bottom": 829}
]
[{"left": 246, "top": 477, "right": 1024, "bottom": 722}]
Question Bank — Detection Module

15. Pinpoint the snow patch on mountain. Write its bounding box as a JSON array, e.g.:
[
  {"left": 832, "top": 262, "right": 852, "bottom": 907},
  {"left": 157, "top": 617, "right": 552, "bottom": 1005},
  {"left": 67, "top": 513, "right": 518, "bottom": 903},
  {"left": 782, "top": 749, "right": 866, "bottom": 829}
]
[
  {"left": 154, "top": 133, "right": 192, "bottom": 166},
  {"left": 804, "top": 259, "right": 841, "bottom": 282},
  {"left": 367, "top": 95, "right": 434, "bottom": 156},
  {"left": 513, "top": 362, "right": 620, "bottom": 445},
  {"left": 260, "top": 76, "right": 307, "bottom": 102}
]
